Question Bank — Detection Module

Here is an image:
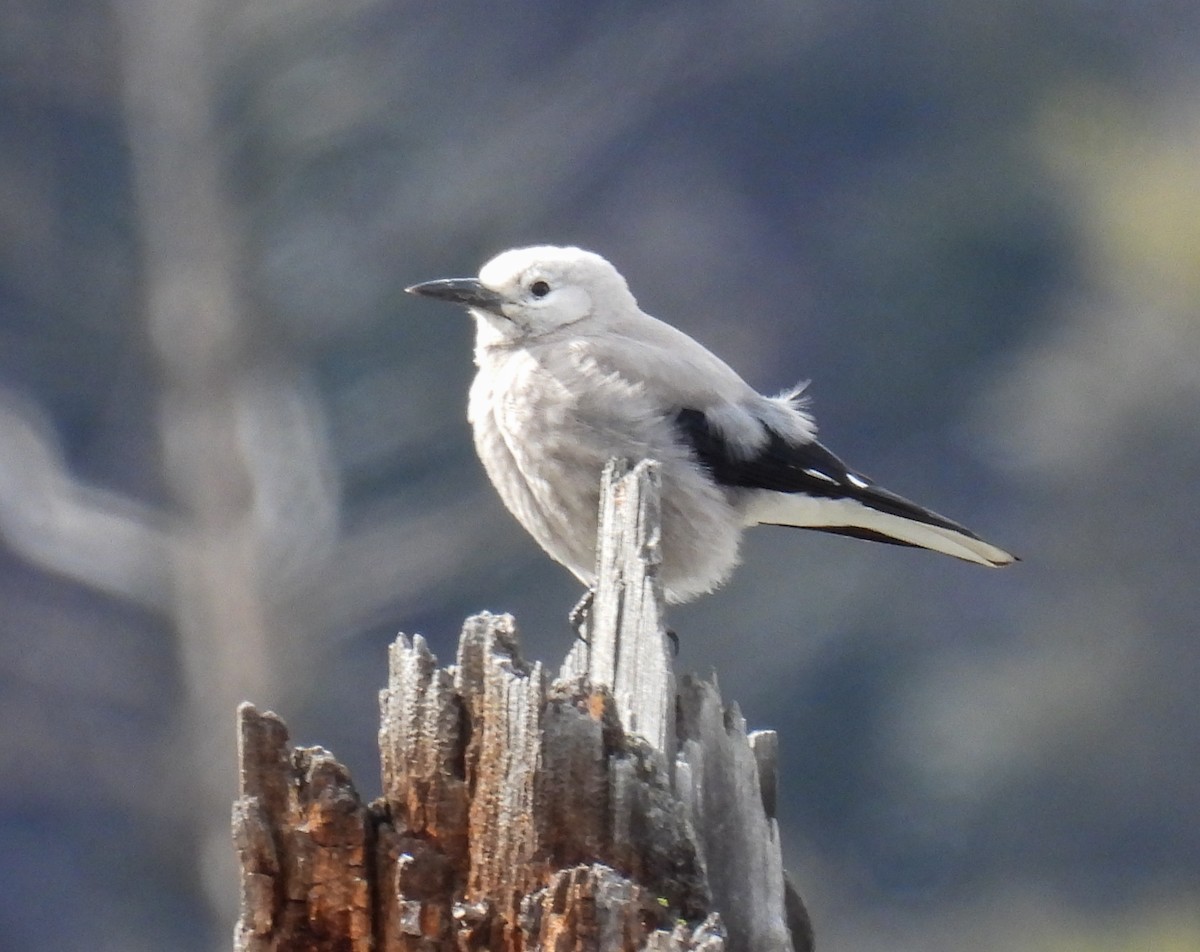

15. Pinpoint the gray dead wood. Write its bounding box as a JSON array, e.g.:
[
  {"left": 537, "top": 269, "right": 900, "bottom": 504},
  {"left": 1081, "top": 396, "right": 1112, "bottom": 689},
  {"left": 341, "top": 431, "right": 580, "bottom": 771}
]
[
  {"left": 233, "top": 459, "right": 811, "bottom": 952},
  {"left": 570, "top": 458, "right": 676, "bottom": 758}
]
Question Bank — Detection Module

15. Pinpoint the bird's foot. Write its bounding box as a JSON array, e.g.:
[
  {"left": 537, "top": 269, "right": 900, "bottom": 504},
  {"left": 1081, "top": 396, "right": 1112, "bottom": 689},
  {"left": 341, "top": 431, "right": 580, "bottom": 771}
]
[{"left": 568, "top": 587, "right": 595, "bottom": 641}]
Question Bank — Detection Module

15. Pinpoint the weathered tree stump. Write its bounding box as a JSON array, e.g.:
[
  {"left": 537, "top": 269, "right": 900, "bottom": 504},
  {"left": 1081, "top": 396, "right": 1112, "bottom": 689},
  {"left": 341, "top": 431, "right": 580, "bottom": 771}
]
[{"left": 233, "top": 459, "right": 812, "bottom": 952}]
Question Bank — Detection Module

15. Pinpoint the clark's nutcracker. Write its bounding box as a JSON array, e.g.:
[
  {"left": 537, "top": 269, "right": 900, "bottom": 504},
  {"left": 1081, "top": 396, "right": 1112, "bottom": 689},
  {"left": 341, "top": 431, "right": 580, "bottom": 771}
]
[{"left": 408, "top": 246, "right": 1016, "bottom": 604}]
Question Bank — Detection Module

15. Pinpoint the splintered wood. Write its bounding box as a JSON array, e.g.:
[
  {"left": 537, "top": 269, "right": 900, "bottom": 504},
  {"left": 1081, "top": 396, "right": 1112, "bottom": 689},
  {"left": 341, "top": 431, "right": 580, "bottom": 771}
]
[
  {"left": 234, "top": 705, "right": 372, "bottom": 951},
  {"left": 233, "top": 460, "right": 810, "bottom": 952}
]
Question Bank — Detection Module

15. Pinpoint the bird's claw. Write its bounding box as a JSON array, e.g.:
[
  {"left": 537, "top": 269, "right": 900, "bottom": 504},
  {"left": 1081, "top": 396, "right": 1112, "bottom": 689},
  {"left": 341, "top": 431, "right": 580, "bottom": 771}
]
[{"left": 568, "top": 587, "right": 595, "bottom": 641}]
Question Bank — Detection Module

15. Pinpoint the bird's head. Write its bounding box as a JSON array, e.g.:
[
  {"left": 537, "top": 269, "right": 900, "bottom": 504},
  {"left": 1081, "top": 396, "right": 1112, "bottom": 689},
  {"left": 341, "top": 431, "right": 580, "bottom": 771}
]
[{"left": 407, "top": 245, "right": 635, "bottom": 345}]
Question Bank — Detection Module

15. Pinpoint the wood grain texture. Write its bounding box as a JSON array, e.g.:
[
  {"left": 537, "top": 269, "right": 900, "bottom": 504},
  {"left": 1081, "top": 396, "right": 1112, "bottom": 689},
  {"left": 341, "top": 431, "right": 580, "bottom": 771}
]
[
  {"left": 234, "top": 703, "right": 372, "bottom": 952},
  {"left": 233, "top": 460, "right": 810, "bottom": 951}
]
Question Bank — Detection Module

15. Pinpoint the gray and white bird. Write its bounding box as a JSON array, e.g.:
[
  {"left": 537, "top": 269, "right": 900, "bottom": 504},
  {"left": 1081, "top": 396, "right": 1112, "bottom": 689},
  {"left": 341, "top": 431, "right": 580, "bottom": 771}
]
[{"left": 407, "top": 245, "right": 1015, "bottom": 604}]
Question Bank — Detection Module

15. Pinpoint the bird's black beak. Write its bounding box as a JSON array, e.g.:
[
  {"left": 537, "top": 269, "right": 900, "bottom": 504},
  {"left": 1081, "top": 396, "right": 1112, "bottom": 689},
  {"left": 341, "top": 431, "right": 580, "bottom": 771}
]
[{"left": 405, "top": 278, "right": 506, "bottom": 314}]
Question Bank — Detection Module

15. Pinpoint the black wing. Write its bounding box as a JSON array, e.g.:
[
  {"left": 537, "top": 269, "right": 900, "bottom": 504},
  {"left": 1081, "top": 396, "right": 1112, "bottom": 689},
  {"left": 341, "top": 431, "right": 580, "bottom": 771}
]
[{"left": 674, "top": 407, "right": 984, "bottom": 541}]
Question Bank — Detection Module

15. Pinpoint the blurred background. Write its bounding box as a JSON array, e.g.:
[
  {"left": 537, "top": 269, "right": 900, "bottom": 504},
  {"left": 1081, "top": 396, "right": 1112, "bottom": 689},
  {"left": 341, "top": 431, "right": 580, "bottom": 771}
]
[{"left": 2, "top": 1, "right": 1199, "bottom": 949}]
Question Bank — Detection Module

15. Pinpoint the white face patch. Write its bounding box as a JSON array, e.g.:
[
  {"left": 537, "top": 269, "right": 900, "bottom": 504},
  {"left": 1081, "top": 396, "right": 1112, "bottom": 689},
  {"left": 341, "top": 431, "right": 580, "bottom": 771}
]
[
  {"left": 469, "top": 245, "right": 636, "bottom": 343},
  {"left": 477, "top": 247, "right": 542, "bottom": 289},
  {"left": 847, "top": 473, "right": 869, "bottom": 488},
  {"left": 803, "top": 468, "right": 838, "bottom": 484}
]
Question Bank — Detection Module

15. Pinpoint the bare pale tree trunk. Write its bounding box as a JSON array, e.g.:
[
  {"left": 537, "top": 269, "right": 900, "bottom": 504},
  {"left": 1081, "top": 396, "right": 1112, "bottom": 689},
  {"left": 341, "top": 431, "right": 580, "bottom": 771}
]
[
  {"left": 116, "top": 0, "right": 284, "bottom": 918},
  {"left": 233, "top": 460, "right": 813, "bottom": 952}
]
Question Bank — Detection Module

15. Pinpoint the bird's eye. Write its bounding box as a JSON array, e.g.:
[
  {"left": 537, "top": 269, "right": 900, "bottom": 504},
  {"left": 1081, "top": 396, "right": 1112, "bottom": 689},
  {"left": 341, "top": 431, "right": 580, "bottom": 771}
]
[{"left": 530, "top": 280, "right": 551, "bottom": 298}]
